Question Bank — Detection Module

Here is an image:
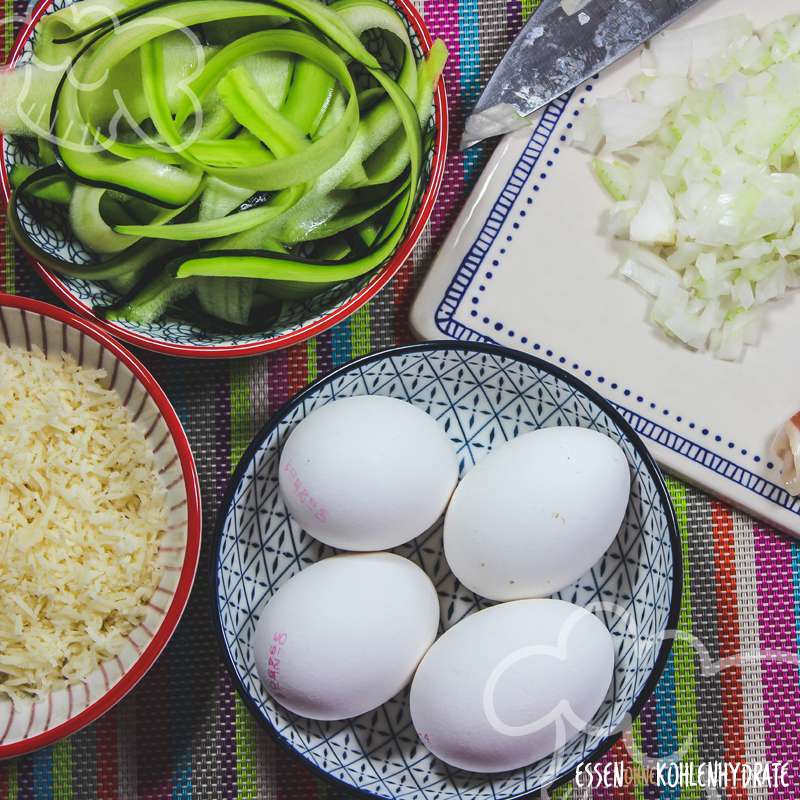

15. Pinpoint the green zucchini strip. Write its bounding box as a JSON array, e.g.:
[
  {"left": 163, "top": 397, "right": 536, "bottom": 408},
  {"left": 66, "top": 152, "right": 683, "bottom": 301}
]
[
  {"left": 346, "top": 38, "right": 447, "bottom": 188},
  {"left": 302, "top": 176, "right": 409, "bottom": 241},
  {"left": 173, "top": 29, "right": 361, "bottom": 190},
  {"left": 177, "top": 66, "right": 421, "bottom": 283},
  {"left": 198, "top": 178, "right": 254, "bottom": 221},
  {"left": 69, "top": 185, "right": 139, "bottom": 252},
  {"left": 104, "top": 261, "right": 197, "bottom": 324},
  {"left": 187, "top": 139, "right": 274, "bottom": 168},
  {"left": 332, "top": 0, "right": 417, "bottom": 98},
  {"left": 92, "top": 132, "right": 184, "bottom": 165},
  {"left": 269, "top": 0, "right": 379, "bottom": 68},
  {"left": 70, "top": 181, "right": 199, "bottom": 251},
  {"left": 268, "top": 90, "right": 414, "bottom": 242},
  {"left": 4, "top": 0, "right": 448, "bottom": 329},
  {"left": 195, "top": 275, "right": 256, "bottom": 324},
  {"left": 114, "top": 191, "right": 297, "bottom": 240},
  {"left": 179, "top": 64, "right": 422, "bottom": 270},
  {"left": 115, "top": 63, "right": 308, "bottom": 240},
  {"left": 8, "top": 166, "right": 181, "bottom": 279},
  {"left": 53, "top": 2, "right": 295, "bottom": 206},
  {"left": 218, "top": 66, "right": 308, "bottom": 157},
  {"left": 281, "top": 58, "right": 336, "bottom": 136},
  {"left": 10, "top": 165, "right": 74, "bottom": 204},
  {"left": 139, "top": 38, "right": 201, "bottom": 168}
]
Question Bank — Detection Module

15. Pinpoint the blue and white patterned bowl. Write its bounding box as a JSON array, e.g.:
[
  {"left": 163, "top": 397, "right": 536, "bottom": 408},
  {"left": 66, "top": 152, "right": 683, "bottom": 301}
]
[
  {"left": 213, "top": 342, "right": 681, "bottom": 798},
  {"left": 1, "top": 0, "right": 447, "bottom": 358}
]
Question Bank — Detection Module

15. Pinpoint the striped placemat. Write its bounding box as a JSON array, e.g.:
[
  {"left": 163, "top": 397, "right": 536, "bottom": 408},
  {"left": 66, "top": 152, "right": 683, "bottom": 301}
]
[{"left": 1, "top": 1, "right": 799, "bottom": 798}]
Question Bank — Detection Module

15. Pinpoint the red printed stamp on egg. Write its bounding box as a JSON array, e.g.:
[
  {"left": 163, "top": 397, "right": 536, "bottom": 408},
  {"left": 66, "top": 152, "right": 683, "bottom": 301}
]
[
  {"left": 282, "top": 462, "right": 329, "bottom": 523},
  {"left": 266, "top": 632, "right": 288, "bottom": 691}
]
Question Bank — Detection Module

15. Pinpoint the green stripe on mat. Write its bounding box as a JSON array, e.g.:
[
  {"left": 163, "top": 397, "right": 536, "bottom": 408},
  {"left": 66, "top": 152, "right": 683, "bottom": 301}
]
[
  {"left": 52, "top": 739, "right": 72, "bottom": 800},
  {"left": 307, "top": 339, "right": 319, "bottom": 383},
  {"left": 230, "top": 362, "right": 252, "bottom": 466},
  {"left": 521, "top": 0, "right": 538, "bottom": 20},
  {"left": 666, "top": 477, "right": 700, "bottom": 800},
  {"left": 350, "top": 305, "right": 371, "bottom": 358},
  {"left": 631, "top": 718, "right": 644, "bottom": 799},
  {"left": 229, "top": 361, "right": 259, "bottom": 800},
  {"left": 6, "top": 761, "right": 15, "bottom": 800},
  {"left": 235, "top": 696, "right": 258, "bottom": 800}
]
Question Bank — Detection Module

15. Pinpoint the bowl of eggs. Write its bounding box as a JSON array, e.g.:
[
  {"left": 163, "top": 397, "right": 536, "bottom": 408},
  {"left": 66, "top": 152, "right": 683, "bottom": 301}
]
[{"left": 212, "top": 341, "right": 681, "bottom": 798}]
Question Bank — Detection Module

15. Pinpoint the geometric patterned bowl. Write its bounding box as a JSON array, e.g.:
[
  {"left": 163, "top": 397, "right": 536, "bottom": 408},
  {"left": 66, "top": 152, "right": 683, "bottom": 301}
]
[
  {"left": 213, "top": 341, "right": 681, "bottom": 798},
  {"left": 0, "top": 0, "right": 448, "bottom": 359},
  {"left": 0, "top": 293, "right": 201, "bottom": 759}
]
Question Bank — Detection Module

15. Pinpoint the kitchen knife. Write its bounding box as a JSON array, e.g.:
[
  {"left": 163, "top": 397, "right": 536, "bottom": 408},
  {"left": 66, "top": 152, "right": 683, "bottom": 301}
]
[{"left": 461, "top": 0, "right": 704, "bottom": 149}]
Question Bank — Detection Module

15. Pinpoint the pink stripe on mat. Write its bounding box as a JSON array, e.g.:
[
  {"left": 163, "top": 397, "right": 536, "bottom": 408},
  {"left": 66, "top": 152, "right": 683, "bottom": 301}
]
[
  {"left": 754, "top": 525, "right": 800, "bottom": 796},
  {"left": 422, "top": 0, "right": 464, "bottom": 245},
  {"left": 266, "top": 352, "right": 290, "bottom": 416}
]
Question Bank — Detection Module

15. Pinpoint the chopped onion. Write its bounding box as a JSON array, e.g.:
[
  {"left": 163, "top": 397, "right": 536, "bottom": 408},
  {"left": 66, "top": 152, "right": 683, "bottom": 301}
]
[
  {"left": 595, "top": 96, "right": 665, "bottom": 152},
  {"left": 579, "top": 13, "right": 800, "bottom": 359},
  {"left": 591, "top": 159, "right": 631, "bottom": 201},
  {"left": 629, "top": 180, "right": 676, "bottom": 244}
]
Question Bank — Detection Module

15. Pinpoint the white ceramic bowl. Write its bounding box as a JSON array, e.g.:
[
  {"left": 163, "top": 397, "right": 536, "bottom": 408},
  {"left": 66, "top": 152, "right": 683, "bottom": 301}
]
[
  {"left": 0, "top": 293, "right": 201, "bottom": 758},
  {"left": 1, "top": 0, "right": 448, "bottom": 358},
  {"left": 213, "top": 341, "right": 681, "bottom": 799}
]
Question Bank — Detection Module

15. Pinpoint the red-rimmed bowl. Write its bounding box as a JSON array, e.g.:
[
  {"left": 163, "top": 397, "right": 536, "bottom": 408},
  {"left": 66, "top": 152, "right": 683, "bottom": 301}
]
[
  {"left": 0, "top": 293, "right": 201, "bottom": 758},
  {"left": 0, "top": 0, "right": 448, "bottom": 358}
]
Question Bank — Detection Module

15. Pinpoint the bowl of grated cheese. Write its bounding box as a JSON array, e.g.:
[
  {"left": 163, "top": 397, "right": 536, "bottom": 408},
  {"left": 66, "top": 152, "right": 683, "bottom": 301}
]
[{"left": 0, "top": 292, "right": 201, "bottom": 758}]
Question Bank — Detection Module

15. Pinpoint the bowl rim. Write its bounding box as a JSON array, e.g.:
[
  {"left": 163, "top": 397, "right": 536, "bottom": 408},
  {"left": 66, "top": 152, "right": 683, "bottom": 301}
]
[
  {"left": 210, "top": 339, "right": 683, "bottom": 799},
  {"left": 0, "top": 0, "right": 450, "bottom": 359},
  {"left": 0, "top": 291, "right": 202, "bottom": 759}
]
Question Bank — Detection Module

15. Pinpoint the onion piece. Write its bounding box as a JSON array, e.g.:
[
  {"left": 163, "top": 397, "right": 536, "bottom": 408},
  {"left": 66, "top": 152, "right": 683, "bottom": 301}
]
[
  {"left": 596, "top": 96, "right": 665, "bottom": 152},
  {"left": 629, "top": 180, "right": 675, "bottom": 244}
]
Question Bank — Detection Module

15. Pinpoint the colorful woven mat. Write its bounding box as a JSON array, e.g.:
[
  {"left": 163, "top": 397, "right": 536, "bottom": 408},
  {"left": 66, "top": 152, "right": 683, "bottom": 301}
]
[{"left": 1, "top": 0, "right": 799, "bottom": 798}]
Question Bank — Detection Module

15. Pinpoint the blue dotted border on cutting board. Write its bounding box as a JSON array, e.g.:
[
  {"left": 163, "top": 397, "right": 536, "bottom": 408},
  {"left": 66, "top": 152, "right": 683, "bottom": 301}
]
[{"left": 434, "top": 82, "right": 800, "bottom": 518}]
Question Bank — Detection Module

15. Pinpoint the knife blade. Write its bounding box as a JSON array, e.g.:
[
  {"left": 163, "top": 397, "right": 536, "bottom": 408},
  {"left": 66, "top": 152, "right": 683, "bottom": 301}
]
[{"left": 461, "top": 0, "right": 704, "bottom": 149}]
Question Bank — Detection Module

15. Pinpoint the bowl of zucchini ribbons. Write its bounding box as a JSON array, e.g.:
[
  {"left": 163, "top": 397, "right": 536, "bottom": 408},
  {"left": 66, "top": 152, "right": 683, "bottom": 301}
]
[{"left": 0, "top": 0, "right": 448, "bottom": 356}]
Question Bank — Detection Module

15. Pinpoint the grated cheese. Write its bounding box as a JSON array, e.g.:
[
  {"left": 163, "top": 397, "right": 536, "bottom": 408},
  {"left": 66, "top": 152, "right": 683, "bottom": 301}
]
[{"left": 0, "top": 344, "right": 166, "bottom": 702}]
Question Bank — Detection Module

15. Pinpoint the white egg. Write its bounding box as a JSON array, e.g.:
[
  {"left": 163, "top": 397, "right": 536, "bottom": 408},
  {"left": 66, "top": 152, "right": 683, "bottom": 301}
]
[
  {"left": 253, "top": 552, "right": 440, "bottom": 720},
  {"left": 279, "top": 395, "right": 458, "bottom": 550},
  {"left": 444, "top": 427, "right": 630, "bottom": 601},
  {"left": 410, "top": 599, "right": 614, "bottom": 773}
]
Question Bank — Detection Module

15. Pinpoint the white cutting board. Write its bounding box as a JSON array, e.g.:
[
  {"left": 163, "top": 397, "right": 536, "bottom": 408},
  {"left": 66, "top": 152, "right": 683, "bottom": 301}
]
[{"left": 411, "top": 0, "right": 800, "bottom": 536}]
